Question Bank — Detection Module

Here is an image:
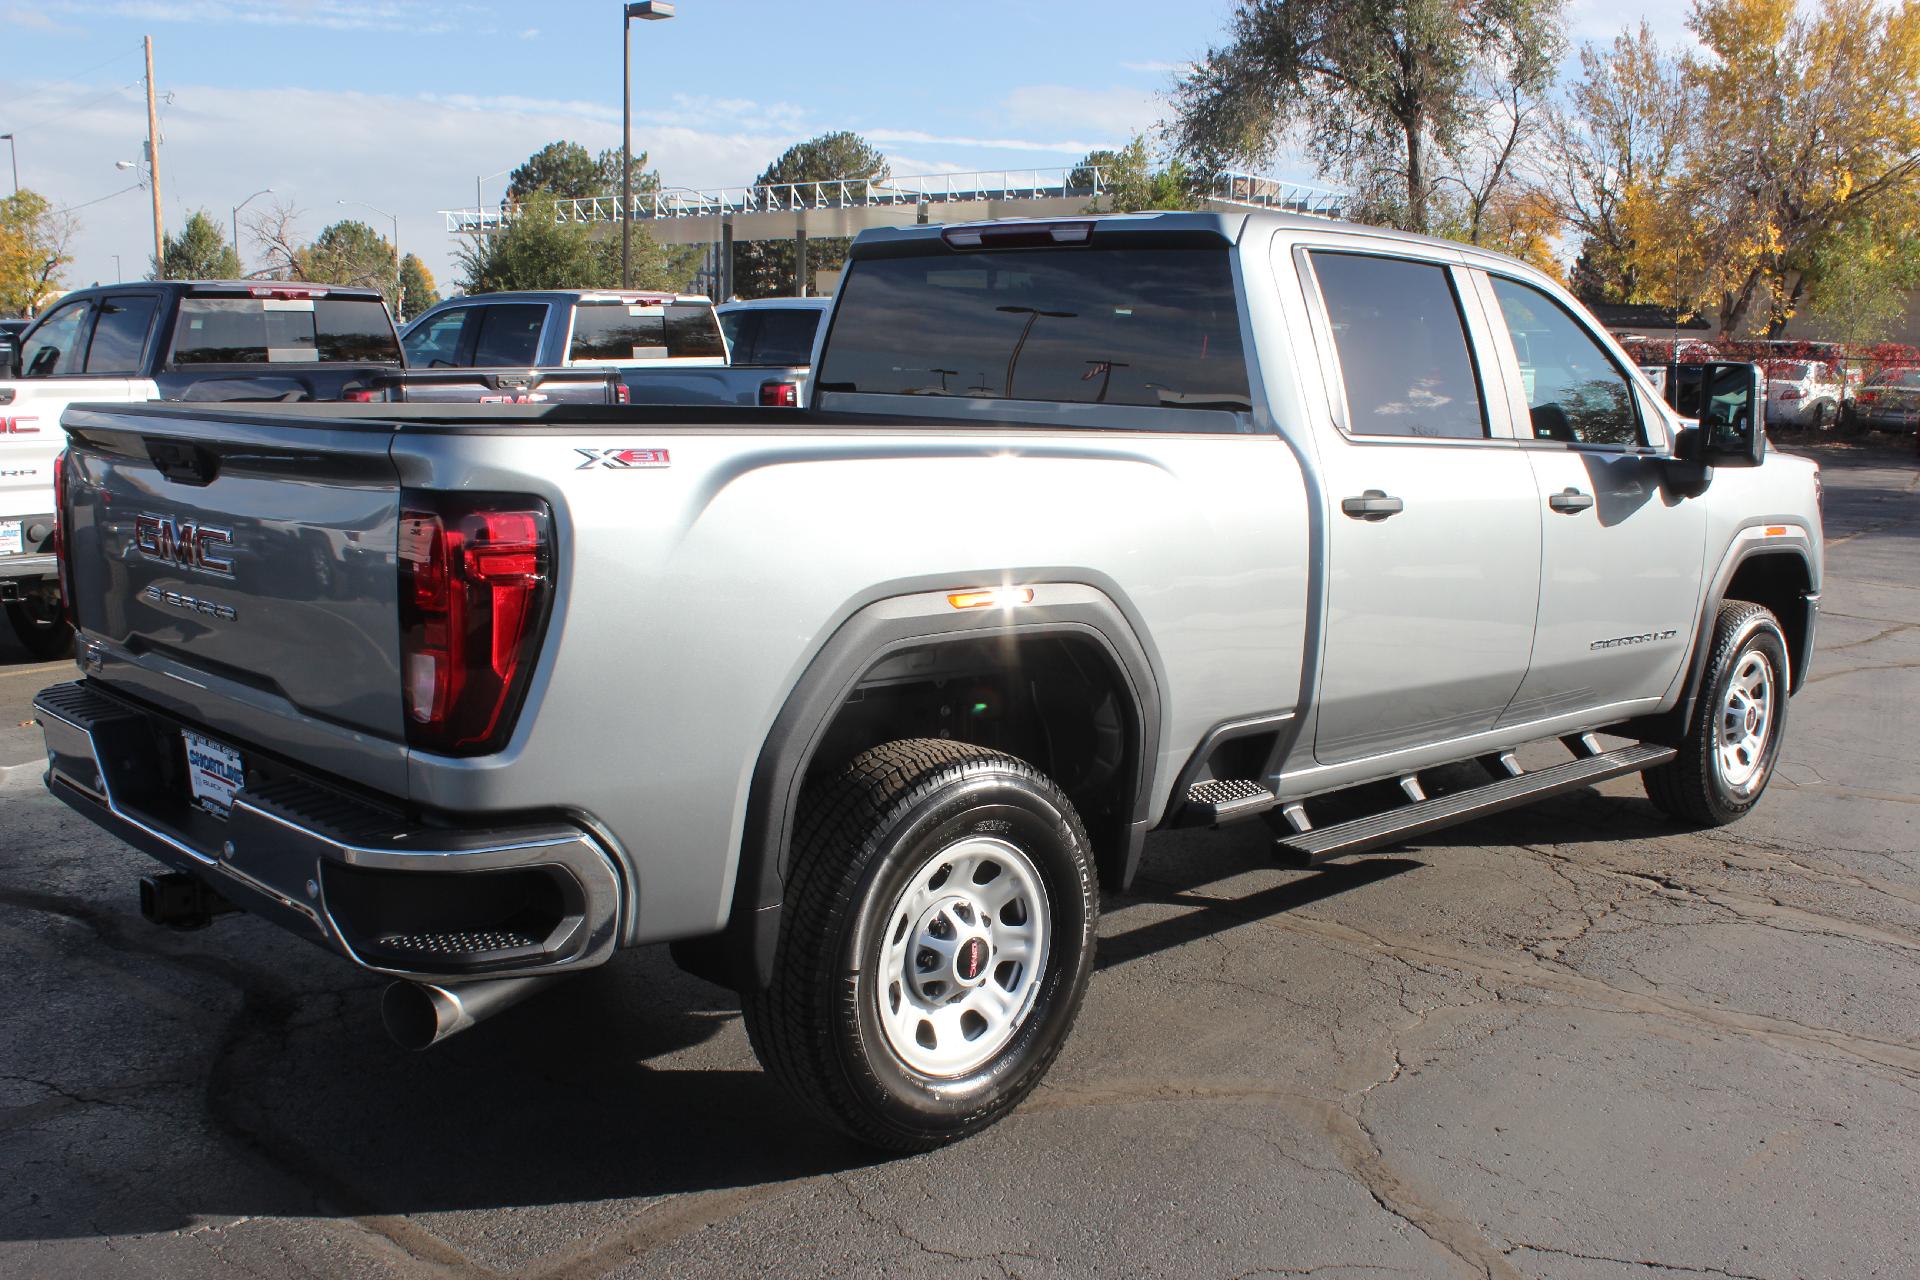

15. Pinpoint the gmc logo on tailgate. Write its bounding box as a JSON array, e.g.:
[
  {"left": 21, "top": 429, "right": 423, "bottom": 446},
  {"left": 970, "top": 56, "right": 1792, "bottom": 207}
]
[{"left": 134, "top": 514, "right": 234, "bottom": 577}]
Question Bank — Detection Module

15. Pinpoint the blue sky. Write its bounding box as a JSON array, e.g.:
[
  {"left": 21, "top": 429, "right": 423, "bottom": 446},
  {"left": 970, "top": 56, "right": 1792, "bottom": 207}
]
[{"left": 0, "top": 0, "right": 1693, "bottom": 295}]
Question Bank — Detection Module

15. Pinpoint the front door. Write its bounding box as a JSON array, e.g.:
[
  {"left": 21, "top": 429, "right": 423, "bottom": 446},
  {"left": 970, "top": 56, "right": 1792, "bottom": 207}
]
[
  {"left": 1303, "top": 250, "right": 1543, "bottom": 765},
  {"left": 1474, "top": 272, "right": 1707, "bottom": 722}
]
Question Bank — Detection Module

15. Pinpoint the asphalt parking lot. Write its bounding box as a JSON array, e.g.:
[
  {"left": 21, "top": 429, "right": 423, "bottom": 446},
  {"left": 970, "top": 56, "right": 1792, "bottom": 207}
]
[{"left": 2, "top": 438, "right": 1916, "bottom": 1280}]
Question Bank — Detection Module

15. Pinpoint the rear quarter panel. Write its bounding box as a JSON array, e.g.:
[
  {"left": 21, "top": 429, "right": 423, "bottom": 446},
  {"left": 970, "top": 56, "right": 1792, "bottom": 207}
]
[{"left": 390, "top": 426, "right": 1309, "bottom": 942}]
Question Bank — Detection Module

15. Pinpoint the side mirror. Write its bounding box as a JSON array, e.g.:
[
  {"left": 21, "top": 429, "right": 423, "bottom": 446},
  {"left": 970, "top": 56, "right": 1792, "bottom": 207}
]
[{"left": 1665, "top": 360, "right": 1766, "bottom": 467}]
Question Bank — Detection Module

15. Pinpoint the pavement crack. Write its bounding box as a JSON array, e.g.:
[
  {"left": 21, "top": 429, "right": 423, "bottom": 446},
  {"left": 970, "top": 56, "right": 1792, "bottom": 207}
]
[{"left": 1506, "top": 1241, "right": 1775, "bottom": 1279}]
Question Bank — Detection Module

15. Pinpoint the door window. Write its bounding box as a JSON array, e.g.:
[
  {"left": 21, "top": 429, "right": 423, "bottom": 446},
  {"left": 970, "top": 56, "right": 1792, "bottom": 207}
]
[
  {"left": 470, "top": 304, "right": 545, "bottom": 366},
  {"left": 1488, "top": 276, "right": 1644, "bottom": 447},
  {"left": 18, "top": 301, "right": 91, "bottom": 378},
  {"left": 83, "top": 294, "right": 159, "bottom": 374},
  {"left": 404, "top": 308, "right": 475, "bottom": 367},
  {"left": 1309, "top": 252, "right": 1487, "bottom": 439}
]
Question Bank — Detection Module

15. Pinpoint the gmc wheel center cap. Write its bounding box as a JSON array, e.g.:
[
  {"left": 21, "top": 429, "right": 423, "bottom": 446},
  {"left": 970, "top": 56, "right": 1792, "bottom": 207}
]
[{"left": 954, "top": 934, "right": 992, "bottom": 984}]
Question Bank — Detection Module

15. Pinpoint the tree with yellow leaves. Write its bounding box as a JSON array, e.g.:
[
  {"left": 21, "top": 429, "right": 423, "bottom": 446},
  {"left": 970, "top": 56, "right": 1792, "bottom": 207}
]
[
  {"left": 1686, "top": 0, "right": 1920, "bottom": 335},
  {"left": 0, "top": 190, "right": 75, "bottom": 317}
]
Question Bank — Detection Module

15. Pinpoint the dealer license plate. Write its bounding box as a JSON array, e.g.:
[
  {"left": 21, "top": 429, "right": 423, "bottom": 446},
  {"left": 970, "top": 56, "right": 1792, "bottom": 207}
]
[
  {"left": 182, "top": 730, "right": 245, "bottom": 817},
  {"left": 0, "top": 520, "right": 20, "bottom": 557}
]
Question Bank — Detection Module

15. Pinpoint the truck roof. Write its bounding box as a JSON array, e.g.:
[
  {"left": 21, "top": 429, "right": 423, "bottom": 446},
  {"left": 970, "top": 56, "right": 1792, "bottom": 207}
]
[
  {"left": 44, "top": 279, "right": 388, "bottom": 303},
  {"left": 848, "top": 209, "right": 1551, "bottom": 278}
]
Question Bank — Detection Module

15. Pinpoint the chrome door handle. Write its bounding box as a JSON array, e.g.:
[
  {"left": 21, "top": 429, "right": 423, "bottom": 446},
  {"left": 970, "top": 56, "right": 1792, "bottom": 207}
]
[
  {"left": 1340, "top": 490, "right": 1404, "bottom": 521},
  {"left": 1548, "top": 487, "right": 1595, "bottom": 514}
]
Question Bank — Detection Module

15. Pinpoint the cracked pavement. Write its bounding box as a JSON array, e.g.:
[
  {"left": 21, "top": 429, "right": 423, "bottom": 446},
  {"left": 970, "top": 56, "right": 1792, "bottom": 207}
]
[{"left": 3, "top": 439, "right": 1917, "bottom": 1279}]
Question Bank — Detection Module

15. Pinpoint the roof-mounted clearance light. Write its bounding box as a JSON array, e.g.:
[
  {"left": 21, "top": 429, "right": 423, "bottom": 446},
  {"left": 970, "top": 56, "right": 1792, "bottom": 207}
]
[
  {"left": 947, "top": 586, "right": 1035, "bottom": 610},
  {"left": 941, "top": 222, "right": 1093, "bottom": 251}
]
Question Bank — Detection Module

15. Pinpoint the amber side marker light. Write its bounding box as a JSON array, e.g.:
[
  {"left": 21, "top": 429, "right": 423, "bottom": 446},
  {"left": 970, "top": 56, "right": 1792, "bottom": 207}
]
[
  {"left": 947, "top": 587, "right": 1035, "bottom": 610},
  {"left": 1765, "top": 525, "right": 1789, "bottom": 537}
]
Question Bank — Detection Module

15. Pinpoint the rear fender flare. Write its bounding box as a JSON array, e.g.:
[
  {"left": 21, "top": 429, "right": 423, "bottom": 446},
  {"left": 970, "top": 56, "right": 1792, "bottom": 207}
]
[{"left": 710, "top": 581, "right": 1161, "bottom": 991}]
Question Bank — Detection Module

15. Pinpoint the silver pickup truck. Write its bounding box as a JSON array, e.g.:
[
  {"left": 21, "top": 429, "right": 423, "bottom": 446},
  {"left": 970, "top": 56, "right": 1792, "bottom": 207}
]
[{"left": 36, "top": 212, "right": 1821, "bottom": 1151}]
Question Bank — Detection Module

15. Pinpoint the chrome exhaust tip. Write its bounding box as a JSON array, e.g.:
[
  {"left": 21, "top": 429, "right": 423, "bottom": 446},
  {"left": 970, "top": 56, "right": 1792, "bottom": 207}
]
[{"left": 381, "top": 975, "right": 556, "bottom": 1051}]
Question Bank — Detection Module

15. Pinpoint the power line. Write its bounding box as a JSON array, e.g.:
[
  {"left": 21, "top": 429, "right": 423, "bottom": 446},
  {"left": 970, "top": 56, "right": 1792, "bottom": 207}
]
[{"left": 54, "top": 183, "right": 145, "bottom": 215}]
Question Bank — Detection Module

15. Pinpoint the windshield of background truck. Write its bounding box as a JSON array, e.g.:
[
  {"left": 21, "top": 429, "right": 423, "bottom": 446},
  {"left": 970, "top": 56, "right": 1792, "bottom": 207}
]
[
  {"left": 169, "top": 296, "right": 401, "bottom": 364},
  {"left": 817, "top": 245, "right": 1252, "bottom": 410},
  {"left": 570, "top": 302, "right": 726, "bottom": 360}
]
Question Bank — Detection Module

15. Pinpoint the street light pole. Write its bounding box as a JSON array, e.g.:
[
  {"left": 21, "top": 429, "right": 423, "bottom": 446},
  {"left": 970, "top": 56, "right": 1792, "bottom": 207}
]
[
  {"left": 232, "top": 187, "right": 272, "bottom": 273},
  {"left": 621, "top": 2, "right": 674, "bottom": 289},
  {"left": 337, "top": 199, "right": 402, "bottom": 320},
  {"left": 0, "top": 134, "right": 16, "bottom": 194}
]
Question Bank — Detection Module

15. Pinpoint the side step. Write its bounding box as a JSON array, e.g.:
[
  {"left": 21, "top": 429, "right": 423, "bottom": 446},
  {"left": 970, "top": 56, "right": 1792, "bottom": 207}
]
[
  {"left": 1182, "top": 778, "right": 1280, "bottom": 825},
  {"left": 1274, "top": 743, "right": 1676, "bottom": 867}
]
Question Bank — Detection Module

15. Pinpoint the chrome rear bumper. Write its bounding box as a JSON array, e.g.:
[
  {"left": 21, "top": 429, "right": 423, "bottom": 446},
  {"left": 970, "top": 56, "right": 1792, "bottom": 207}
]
[{"left": 35, "top": 680, "right": 624, "bottom": 983}]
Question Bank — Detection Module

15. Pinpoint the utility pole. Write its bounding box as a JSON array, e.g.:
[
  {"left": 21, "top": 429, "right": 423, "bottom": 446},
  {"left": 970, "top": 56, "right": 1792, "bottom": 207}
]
[{"left": 144, "top": 36, "right": 165, "bottom": 278}]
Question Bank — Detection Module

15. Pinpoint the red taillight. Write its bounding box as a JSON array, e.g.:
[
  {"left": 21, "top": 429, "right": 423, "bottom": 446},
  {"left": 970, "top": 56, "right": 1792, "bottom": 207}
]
[
  {"left": 52, "top": 449, "right": 71, "bottom": 624},
  {"left": 614, "top": 382, "right": 631, "bottom": 405},
  {"left": 343, "top": 387, "right": 381, "bottom": 403},
  {"left": 759, "top": 379, "right": 799, "bottom": 408},
  {"left": 1778, "top": 387, "right": 1803, "bottom": 401},
  {"left": 397, "top": 493, "right": 553, "bottom": 755}
]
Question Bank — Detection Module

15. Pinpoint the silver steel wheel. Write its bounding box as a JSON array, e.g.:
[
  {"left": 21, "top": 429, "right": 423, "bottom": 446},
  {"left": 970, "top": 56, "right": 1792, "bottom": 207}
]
[
  {"left": 874, "top": 835, "right": 1051, "bottom": 1079},
  {"left": 1717, "top": 650, "right": 1775, "bottom": 793}
]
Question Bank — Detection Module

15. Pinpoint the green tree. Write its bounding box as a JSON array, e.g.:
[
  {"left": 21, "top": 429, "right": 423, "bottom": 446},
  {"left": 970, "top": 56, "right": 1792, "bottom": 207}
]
[
  {"left": 1070, "top": 135, "right": 1198, "bottom": 212},
  {"left": 398, "top": 253, "right": 440, "bottom": 320},
  {"left": 504, "top": 140, "right": 660, "bottom": 207},
  {"left": 455, "top": 194, "right": 696, "bottom": 294},
  {"left": 506, "top": 141, "right": 606, "bottom": 201},
  {"left": 155, "top": 209, "right": 241, "bottom": 280},
  {"left": 0, "top": 189, "right": 76, "bottom": 315},
  {"left": 296, "top": 220, "right": 400, "bottom": 311},
  {"left": 732, "top": 131, "right": 890, "bottom": 297},
  {"left": 1170, "top": 0, "right": 1563, "bottom": 235}
]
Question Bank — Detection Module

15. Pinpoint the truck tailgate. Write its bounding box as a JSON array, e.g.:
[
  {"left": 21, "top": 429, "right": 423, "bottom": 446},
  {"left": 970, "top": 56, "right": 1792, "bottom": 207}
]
[{"left": 63, "top": 406, "right": 405, "bottom": 740}]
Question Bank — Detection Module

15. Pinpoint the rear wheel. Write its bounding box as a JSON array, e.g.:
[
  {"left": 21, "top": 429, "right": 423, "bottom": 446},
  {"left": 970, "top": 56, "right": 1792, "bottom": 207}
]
[
  {"left": 1645, "top": 601, "right": 1789, "bottom": 825},
  {"left": 741, "top": 738, "right": 1098, "bottom": 1152},
  {"left": 6, "top": 588, "right": 72, "bottom": 662}
]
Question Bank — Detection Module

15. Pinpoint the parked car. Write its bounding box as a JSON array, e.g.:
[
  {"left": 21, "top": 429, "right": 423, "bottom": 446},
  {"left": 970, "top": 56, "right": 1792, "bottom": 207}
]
[
  {"left": 0, "top": 280, "right": 401, "bottom": 658},
  {"left": 37, "top": 211, "right": 1820, "bottom": 1152},
  {"left": 1766, "top": 359, "right": 1844, "bottom": 429},
  {"left": 1847, "top": 365, "right": 1920, "bottom": 434},
  {"left": 402, "top": 290, "right": 805, "bottom": 407}
]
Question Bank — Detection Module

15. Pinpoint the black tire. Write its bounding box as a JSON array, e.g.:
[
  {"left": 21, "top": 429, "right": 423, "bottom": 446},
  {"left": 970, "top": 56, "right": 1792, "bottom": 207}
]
[
  {"left": 1815, "top": 400, "right": 1836, "bottom": 431},
  {"left": 6, "top": 596, "right": 73, "bottom": 662},
  {"left": 741, "top": 738, "right": 1098, "bottom": 1152},
  {"left": 1644, "top": 601, "right": 1789, "bottom": 826}
]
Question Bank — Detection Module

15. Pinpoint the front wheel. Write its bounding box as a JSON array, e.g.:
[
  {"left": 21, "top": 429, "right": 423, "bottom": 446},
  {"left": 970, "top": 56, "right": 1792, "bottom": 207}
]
[
  {"left": 742, "top": 738, "right": 1098, "bottom": 1151},
  {"left": 1645, "top": 601, "right": 1789, "bottom": 825}
]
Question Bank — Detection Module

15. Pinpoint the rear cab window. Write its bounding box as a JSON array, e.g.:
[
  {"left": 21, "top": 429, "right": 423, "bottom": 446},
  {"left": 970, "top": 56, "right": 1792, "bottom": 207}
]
[
  {"left": 169, "top": 291, "right": 401, "bottom": 365},
  {"left": 569, "top": 300, "right": 726, "bottom": 362},
  {"left": 723, "top": 307, "right": 823, "bottom": 366},
  {"left": 83, "top": 294, "right": 160, "bottom": 374},
  {"left": 817, "top": 238, "right": 1251, "bottom": 420}
]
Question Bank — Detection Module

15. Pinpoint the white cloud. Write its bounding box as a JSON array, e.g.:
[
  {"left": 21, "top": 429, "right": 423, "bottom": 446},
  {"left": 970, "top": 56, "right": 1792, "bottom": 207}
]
[
  {"left": 2, "top": 3, "right": 82, "bottom": 32},
  {"left": 995, "top": 84, "right": 1161, "bottom": 142},
  {"left": 862, "top": 129, "right": 1111, "bottom": 156},
  {"left": 45, "top": 0, "right": 470, "bottom": 33},
  {"left": 519, "top": 27, "right": 537, "bottom": 40},
  {"left": 3, "top": 77, "right": 804, "bottom": 292},
  {"left": 1121, "top": 60, "right": 1187, "bottom": 74}
]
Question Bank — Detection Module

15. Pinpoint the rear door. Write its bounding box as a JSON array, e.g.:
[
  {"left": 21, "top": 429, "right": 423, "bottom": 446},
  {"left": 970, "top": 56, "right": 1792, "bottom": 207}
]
[
  {"left": 1471, "top": 270, "right": 1706, "bottom": 720},
  {"left": 1300, "top": 249, "right": 1543, "bottom": 764}
]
